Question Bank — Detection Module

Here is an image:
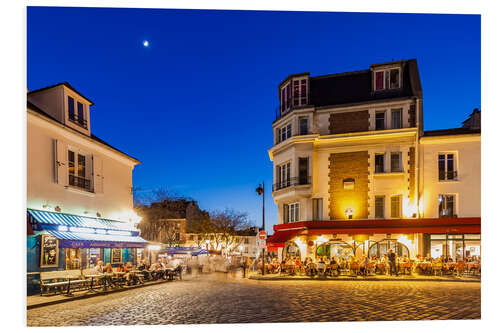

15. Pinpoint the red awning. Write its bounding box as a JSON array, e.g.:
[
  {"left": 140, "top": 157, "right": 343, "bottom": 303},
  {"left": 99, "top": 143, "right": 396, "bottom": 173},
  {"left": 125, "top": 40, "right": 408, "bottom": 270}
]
[
  {"left": 273, "top": 218, "right": 480, "bottom": 235},
  {"left": 266, "top": 229, "right": 302, "bottom": 248}
]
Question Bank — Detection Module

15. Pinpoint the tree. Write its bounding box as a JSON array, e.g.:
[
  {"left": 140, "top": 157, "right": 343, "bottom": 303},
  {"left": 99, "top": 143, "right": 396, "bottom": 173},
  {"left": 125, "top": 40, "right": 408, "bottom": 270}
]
[{"left": 209, "top": 209, "right": 252, "bottom": 253}]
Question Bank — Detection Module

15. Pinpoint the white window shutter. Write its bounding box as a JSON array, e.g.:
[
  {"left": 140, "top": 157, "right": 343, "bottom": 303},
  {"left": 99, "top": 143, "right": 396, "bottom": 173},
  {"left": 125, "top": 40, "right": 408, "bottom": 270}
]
[
  {"left": 55, "top": 139, "right": 68, "bottom": 186},
  {"left": 93, "top": 155, "right": 103, "bottom": 193}
]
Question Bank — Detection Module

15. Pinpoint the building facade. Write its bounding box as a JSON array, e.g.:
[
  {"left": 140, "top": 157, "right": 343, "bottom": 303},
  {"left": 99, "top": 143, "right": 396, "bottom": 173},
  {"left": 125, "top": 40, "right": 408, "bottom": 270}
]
[
  {"left": 266, "top": 60, "right": 480, "bottom": 262},
  {"left": 27, "top": 82, "right": 146, "bottom": 293}
]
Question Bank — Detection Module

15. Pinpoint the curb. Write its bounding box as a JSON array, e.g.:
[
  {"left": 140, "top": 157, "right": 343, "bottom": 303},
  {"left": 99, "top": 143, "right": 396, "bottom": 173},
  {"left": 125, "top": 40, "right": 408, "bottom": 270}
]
[
  {"left": 27, "top": 279, "right": 175, "bottom": 310},
  {"left": 248, "top": 276, "right": 481, "bottom": 283}
]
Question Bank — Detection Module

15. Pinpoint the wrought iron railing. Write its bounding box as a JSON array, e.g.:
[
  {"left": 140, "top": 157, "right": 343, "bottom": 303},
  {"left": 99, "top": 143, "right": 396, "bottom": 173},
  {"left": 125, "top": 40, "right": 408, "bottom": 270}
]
[
  {"left": 272, "top": 176, "right": 311, "bottom": 192},
  {"left": 69, "top": 174, "right": 92, "bottom": 192},
  {"left": 68, "top": 116, "right": 88, "bottom": 129},
  {"left": 439, "top": 170, "right": 458, "bottom": 181}
]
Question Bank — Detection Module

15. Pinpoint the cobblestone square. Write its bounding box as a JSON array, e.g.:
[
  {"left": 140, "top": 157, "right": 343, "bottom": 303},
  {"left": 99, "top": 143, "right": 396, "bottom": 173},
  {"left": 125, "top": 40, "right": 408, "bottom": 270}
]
[{"left": 27, "top": 274, "right": 481, "bottom": 326}]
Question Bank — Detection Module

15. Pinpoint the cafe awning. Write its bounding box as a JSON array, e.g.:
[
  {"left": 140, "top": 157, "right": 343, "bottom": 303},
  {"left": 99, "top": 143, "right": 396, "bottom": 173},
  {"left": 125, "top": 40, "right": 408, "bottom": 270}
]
[
  {"left": 44, "top": 229, "right": 148, "bottom": 248},
  {"left": 28, "top": 209, "right": 147, "bottom": 248},
  {"left": 27, "top": 208, "right": 138, "bottom": 232},
  {"left": 266, "top": 229, "right": 303, "bottom": 248}
]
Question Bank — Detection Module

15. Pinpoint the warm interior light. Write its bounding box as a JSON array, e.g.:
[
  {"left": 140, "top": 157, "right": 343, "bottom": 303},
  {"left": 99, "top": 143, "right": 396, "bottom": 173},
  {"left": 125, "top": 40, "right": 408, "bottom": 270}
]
[
  {"left": 148, "top": 245, "right": 161, "bottom": 251},
  {"left": 345, "top": 208, "right": 354, "bottom": 219}
]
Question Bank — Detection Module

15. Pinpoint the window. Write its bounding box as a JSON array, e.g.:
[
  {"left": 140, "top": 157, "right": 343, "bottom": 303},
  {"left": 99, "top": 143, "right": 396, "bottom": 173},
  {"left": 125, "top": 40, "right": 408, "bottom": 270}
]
[
  {"left": 299, "top": 117, "right": 309, "bottom": 135},
  {"left": 391, "top": 108, "right": 402, "bottom": 129},
  {"left": 312, "top": 198, "right": 323, "bottom": 220},
  {"left": 277, "top": 123, "right": 292, "bottom": 144},
  {"left": 288, "top": 203, "right": 300, "bottom": 223},
  {"left": 374, "top": 68, "right": 401, "bottom": 91},
  {"left": 281, "top": 82, "right": 291, "bottom": 113},
  {"left": 298, "top": 157, "right": 309, "bottom": 185},
  {"left": 439, "top": 194, "right": 456, "bottom": 217},
  {"left": 390, "top": 195, "right": 402, "bottom": 218},
  {"left": 68, "top": 96, "right": 75, "bottom": 120},
  {"left": 390, "top": 152, "right": 402, "bottom": 172},
  {"left": 76, "top": 102, "right": 87, "bottom": 128},
  {"left": 244, "top": 238, "right": 249, "bottom": 244},
  {"left": 276, "top": 162, "right": 291, "bottom": 190},
  {"left": 375, "top": 111, "right": 385, "bottom": 130},
  {"left": 438, "top": 153, "right": 457, "bottom": 181},
  {"left": 292, "top": 79, "right": 308, "bottom": 106},
  {"left": 375, "top": 196, "right": 385, "bottom": 218},
  {"left": 375, "top": 154, "right": 385, "bottom": 173},
  {"left": 68, "top": 149, "right": 92, "bottom": 191}
]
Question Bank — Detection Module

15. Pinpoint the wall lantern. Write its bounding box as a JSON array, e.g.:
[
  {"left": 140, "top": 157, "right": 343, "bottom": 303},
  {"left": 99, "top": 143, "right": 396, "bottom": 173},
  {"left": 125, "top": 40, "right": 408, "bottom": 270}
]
[{"left": 345, "top": 208, "right": 354, "bottom": 219}]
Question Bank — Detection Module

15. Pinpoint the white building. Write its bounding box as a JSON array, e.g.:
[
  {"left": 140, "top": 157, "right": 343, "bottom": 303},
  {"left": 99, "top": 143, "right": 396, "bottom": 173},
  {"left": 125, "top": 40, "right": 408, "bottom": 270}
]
[
  {"left": 27, "top": 82, "right": 146, "bottom": 293},
  {"left": 266, "top": 60, "right": 481, "bottom": 262}
]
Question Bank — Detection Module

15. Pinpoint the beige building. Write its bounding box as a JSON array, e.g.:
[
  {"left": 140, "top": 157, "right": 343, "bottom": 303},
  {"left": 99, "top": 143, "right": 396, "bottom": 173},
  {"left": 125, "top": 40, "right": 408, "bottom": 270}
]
[{"left": 267, "top": 60, "right": 480, "bottom": 262}]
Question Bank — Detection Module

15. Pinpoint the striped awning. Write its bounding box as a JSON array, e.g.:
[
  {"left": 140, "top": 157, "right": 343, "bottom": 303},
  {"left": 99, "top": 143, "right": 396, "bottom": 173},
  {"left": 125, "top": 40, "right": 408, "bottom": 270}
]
[
  {"left": 28, "top": 209, "right": 137, "bottom": 232},
  {"left": 44, "top": 230, "right": 148, "bottom": 249}
]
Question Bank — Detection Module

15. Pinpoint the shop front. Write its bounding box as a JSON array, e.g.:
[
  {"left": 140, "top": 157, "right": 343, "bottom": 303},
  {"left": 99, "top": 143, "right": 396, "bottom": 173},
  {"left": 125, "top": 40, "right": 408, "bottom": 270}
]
[
  {"left": 27, "top": 209, "right": 148, "bottom": 294},
  {"left": 267, "top": 217, "right": 481, "bottom": 262},
  {"left": 423, "top": 233, "right": 481, "bottom": 261}
]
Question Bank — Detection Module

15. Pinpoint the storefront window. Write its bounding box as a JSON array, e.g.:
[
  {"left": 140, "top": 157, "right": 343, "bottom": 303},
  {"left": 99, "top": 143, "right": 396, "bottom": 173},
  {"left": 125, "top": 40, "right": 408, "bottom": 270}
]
[
  {"left": 65, "top": 248, "right": 81, "bottom": 270},
  {"left": 368, "top": 239, "right": 409, "bottom": 258},
  {"left": 88, "top": 248, "right": 101, "bottom": 268},
  {"left": 427, "top": 234, "right": 481, "bottom": 261},
  {"left": 316, "top": 241, "right": 354, "bottom": 260},
  {"left": 284, "top": 243, "right": 300, "bottom": 258},
  {"left": 136, "top": 248, "right": 144, "bottom": 264}
]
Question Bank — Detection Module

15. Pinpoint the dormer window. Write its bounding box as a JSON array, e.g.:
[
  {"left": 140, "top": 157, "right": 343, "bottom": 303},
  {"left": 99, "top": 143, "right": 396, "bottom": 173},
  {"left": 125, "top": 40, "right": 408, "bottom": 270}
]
[
  {"left": 292, "top": 78, "right": 308, "bottom": 106},
  {"left": 280, "top": 82, "right": 291, "bottom": 114},
  {"left": 280, "top": 77, "right": 308, "bottom": 115},
  {"left": 67, "top": 96, "right": 88, "bottom": 129},
  {"left": 374, "top": 68, "right": 401, "bottom": 91}
]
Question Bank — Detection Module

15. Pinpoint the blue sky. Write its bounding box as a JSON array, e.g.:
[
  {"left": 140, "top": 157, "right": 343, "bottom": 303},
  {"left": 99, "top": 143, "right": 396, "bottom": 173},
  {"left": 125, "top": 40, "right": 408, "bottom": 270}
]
[{"left": 27, "top": 8, "right": 480, "bottom": 231}]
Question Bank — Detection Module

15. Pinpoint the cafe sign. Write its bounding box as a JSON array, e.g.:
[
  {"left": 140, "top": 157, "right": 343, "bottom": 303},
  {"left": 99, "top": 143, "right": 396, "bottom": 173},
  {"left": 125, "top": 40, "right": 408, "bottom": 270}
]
[{"left": 40, "top": 234, "right": 59, "bottom": 268}]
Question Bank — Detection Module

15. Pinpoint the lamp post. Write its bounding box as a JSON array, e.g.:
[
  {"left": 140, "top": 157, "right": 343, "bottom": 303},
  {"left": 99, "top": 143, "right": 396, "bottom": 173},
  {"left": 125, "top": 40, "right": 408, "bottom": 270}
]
[{"left": 256, "top": 182, "right": 265, "bottom": 275}]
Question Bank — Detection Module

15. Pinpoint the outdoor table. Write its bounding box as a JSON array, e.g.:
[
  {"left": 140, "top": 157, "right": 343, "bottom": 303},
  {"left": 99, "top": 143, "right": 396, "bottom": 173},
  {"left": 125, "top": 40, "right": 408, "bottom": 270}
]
[{"left": 85, "top": 274, "right": 103, "bottom": 293}]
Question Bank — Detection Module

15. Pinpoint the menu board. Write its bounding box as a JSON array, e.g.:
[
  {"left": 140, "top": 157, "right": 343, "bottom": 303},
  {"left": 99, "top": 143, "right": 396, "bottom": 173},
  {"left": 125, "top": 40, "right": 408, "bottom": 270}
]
[
  {"left": 111, "top": 248, "right": 122, "bottom": 264},
  {"left": 40, "top": 234, "right": 59, "bottom": 267}
]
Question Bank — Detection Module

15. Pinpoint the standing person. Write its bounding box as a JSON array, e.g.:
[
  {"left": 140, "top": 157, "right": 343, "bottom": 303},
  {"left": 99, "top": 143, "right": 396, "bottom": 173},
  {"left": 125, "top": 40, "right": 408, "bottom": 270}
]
[{"left": 388, "top": 249, "right": 398, "bottom": 276}]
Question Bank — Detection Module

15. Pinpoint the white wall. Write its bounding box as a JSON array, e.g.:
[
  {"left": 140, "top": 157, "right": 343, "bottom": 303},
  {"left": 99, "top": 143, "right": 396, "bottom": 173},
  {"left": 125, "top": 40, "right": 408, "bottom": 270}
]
[
  {"left": 27, "top": 110, "right": 139, "bottom": 222},
  {"left": 419, "top": 135, "right": 481, "bottom": 218}
]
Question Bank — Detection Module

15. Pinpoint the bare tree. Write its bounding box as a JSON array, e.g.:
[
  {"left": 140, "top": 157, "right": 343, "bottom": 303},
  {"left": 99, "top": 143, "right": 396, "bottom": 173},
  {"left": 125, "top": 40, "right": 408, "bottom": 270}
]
[{"left": 209, "top": 209, "right": 252, "bottom": 253}]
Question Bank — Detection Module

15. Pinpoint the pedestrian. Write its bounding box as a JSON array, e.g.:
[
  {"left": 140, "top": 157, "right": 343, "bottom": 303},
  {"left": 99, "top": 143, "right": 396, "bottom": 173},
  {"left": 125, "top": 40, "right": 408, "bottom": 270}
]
[{"left": 388, "top": 249, "right": 398, "bottom": 276}]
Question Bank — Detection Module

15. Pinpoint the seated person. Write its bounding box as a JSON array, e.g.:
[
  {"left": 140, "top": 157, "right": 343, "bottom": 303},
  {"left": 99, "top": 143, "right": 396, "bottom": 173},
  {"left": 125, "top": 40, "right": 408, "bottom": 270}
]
[
  {"left": 94, "top": 260, "right": 104, "bottom": 274},
  {"left": 317, "top": 257, "right": 326, "bottom": 276}
]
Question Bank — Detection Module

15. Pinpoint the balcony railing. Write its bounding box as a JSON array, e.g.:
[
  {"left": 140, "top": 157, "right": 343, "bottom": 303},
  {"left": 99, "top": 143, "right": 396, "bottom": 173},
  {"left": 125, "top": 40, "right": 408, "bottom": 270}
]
[
  {"left": 439, "top": 170, "right": 458, "bottom": 181},
  {"left": 68, "top": 116, "right": 88, "bottom": 129},
  {"left": 273, "top": 176, "right": 311, "bottom": 192},
  {"left": 69, "top": 174, "right": 92, "bottom": 192}
]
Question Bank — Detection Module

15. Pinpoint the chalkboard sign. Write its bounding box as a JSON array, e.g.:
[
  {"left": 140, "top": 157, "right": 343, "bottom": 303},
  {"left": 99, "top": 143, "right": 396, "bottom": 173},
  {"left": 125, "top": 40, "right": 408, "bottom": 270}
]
[
  {"left": 40, "top": 234, "right": 59, "bottom": 267},
  {"left": 111, "top": 248, "right": 122, "bottom": 264}
]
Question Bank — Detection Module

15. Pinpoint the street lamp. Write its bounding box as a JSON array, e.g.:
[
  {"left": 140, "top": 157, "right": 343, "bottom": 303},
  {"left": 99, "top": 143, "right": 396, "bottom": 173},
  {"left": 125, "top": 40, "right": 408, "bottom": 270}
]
[{"left": 256, "top": 182, "right": 265, "bottom": 275}]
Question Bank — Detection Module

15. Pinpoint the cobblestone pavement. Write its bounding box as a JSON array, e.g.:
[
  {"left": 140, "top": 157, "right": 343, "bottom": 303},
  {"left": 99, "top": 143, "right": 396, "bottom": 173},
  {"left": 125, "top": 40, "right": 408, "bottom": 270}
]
[{"left": 27, "top": 273, "right": 480, "bottom": 326}]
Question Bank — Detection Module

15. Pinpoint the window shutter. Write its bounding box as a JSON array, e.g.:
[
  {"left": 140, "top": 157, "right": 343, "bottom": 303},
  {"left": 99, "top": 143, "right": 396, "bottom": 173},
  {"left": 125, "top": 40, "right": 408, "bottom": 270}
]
[
  {"left": 55, "top": 139, "right": 68, "bottom": 186},
  {"left": 93, "top": 155, "right": 104, "bottom": 193},
  {"left": 283, "top": 204, "right": 289, "bottom": 223}
]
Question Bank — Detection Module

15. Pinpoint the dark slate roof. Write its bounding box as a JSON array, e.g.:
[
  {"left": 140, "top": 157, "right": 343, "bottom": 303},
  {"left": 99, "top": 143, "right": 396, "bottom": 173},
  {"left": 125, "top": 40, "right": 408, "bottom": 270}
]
[
  {"left": 423, "top": 128, "right": 481, "bottom": 137},
  {"left": 27, "top": 101, "right": 140, "bottom": 163},
  {"left": 28, "top": 82, "right": 95, "bottom": 105},
  {"left": 309, "top": 59, "right": 422, "bottom": 108}
]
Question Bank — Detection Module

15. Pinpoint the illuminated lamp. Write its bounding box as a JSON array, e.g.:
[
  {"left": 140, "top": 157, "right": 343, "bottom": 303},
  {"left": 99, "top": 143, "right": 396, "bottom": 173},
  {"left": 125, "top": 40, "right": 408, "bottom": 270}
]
[{"left": 345, "top": 208, "right": 354, "bottom": 219}]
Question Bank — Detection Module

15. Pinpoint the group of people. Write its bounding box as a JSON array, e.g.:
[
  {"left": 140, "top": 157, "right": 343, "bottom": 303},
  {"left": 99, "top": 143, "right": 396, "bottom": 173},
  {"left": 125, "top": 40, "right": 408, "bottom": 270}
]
[
  {"left": 91, "top": 257, "right": 183, "bottom": 288},
  {"left": 277, "top": 249, "right": 411, "bottom": 277}
]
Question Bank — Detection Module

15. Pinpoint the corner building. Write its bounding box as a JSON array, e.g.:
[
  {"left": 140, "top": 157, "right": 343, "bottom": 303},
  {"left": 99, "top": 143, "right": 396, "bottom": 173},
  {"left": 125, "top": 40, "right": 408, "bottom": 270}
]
[{"left": 267, "top": 60, "right": 480, "bottom": 261}]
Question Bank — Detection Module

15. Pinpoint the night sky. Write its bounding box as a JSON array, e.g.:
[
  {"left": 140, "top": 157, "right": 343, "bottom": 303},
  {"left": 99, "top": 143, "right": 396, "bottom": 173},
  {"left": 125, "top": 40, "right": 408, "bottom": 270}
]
[{"left": 27, "top": 7, "right": 480, "bottom": 231}]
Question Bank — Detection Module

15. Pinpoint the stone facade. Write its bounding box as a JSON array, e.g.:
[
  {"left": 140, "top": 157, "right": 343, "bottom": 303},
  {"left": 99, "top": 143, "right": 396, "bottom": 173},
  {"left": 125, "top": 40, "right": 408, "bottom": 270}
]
[
  {"left": 328, "top": 151, "right": 369, "bottom": 219},
  {"left": 328, "top": 110, "right": 369, "bottom": 134},
  {"left": 408, "top": 147, "right": 416, "bottom": 206}
]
